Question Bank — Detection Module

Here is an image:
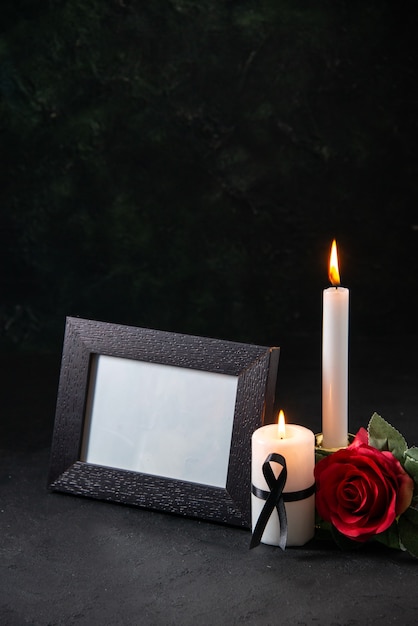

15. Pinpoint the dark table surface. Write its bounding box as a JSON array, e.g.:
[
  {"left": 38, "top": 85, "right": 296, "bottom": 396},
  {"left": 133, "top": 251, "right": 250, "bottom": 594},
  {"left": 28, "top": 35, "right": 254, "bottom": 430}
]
[{"left": 1, "top": 332, "right": 418, "bottom": 626}]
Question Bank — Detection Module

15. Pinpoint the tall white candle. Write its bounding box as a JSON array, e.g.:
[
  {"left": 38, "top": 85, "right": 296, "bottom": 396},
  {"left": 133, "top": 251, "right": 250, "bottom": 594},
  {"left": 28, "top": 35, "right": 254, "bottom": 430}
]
[
  {"left": 251, "top": 411, "right": 315, "bottom": 547},
  {"left": 322, "top": 239, "right": 349, "bottom": 449}
]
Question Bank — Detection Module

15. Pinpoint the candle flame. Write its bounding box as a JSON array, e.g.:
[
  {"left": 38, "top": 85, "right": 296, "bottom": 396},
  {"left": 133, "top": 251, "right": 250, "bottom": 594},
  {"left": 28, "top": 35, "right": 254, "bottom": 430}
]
[
  {"left": 278, "top": 409, "right": 286, "bottom": 439},
  {"left": 328, "top": 239, "right": 341, "bottom": 286}
]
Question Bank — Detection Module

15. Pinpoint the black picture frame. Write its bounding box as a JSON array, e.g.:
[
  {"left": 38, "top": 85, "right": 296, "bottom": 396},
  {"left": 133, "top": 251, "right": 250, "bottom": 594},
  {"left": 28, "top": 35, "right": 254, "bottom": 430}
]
[{"left": 48, "top": 317, "right": 279, "bottom": 528}]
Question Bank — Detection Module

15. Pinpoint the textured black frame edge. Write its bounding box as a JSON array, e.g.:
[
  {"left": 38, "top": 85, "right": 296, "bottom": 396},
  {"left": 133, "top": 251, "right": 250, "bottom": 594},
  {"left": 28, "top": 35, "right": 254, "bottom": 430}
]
[{"left": 48, "top": 317, "right": 280, "bottom": 528}]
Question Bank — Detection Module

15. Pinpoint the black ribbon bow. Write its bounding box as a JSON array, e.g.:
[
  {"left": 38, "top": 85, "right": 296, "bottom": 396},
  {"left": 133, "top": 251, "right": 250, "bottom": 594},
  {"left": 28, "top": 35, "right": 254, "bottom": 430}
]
[
  {"left": 250, "top": 453, "right": 316, "bottom": 550},
  {"left": 250, "top": 452, "right": 288, "bottom": 550}
]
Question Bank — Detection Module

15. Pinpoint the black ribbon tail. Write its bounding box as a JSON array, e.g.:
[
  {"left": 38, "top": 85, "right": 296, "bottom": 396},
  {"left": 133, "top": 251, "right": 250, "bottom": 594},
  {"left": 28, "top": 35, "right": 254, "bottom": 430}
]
[{"left": 250, "top": 453, "right": 288, "bottom": 550}]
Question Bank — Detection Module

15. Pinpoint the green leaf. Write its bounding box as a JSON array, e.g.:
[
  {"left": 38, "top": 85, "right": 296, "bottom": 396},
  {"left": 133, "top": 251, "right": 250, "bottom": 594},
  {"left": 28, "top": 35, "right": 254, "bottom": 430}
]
[
  {"left": 405, "top": 447, "right": 418, "bottom": 461},
  {"left": 330, "top": 525, "right": 362, "bottom": 551},
  {"left": 314, "top": 519, "right": 334, "bottom": 543},
  {"left": 404, "top": 447, "right": 418, "bottom": 484},
  {"left": 402, "top": 503, "right": 418, "bottom": 526},
  {"left": 398, "top": 516, "right": 418, "bottom": 558},
  {"left": 374, "top": 521, "right": 401, "bottom": 550},
  {"left": 368, "top": 413, "right": 408, "bottom": 462}
]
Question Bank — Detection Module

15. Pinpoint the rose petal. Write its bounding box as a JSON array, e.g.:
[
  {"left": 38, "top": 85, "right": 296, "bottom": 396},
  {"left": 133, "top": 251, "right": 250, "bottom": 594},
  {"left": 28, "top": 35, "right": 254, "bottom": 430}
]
[{"left": 350, "top": 427, "right": 369, "bottom": 447}]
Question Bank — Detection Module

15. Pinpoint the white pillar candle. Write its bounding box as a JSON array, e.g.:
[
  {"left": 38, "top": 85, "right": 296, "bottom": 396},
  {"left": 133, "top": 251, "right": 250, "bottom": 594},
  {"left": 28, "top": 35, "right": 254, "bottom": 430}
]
[
  {"left": 251, "top": 412, "right": 315, "bottom": 547},
  {"left": 322, "top": 239, "right": 349, "bottom": 449}
]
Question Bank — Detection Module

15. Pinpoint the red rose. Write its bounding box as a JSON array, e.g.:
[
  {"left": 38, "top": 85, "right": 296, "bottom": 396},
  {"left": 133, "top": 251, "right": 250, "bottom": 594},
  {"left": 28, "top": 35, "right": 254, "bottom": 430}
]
[{"left": 315, "top": 428, "right": 414, "bottom": 542}]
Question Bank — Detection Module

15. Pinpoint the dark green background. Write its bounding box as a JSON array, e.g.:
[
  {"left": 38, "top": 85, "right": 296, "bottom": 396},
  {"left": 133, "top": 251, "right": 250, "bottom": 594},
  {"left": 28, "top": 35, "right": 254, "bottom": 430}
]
[{"left": 1, "top": 0, "right": 418, "bottom": 351}]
